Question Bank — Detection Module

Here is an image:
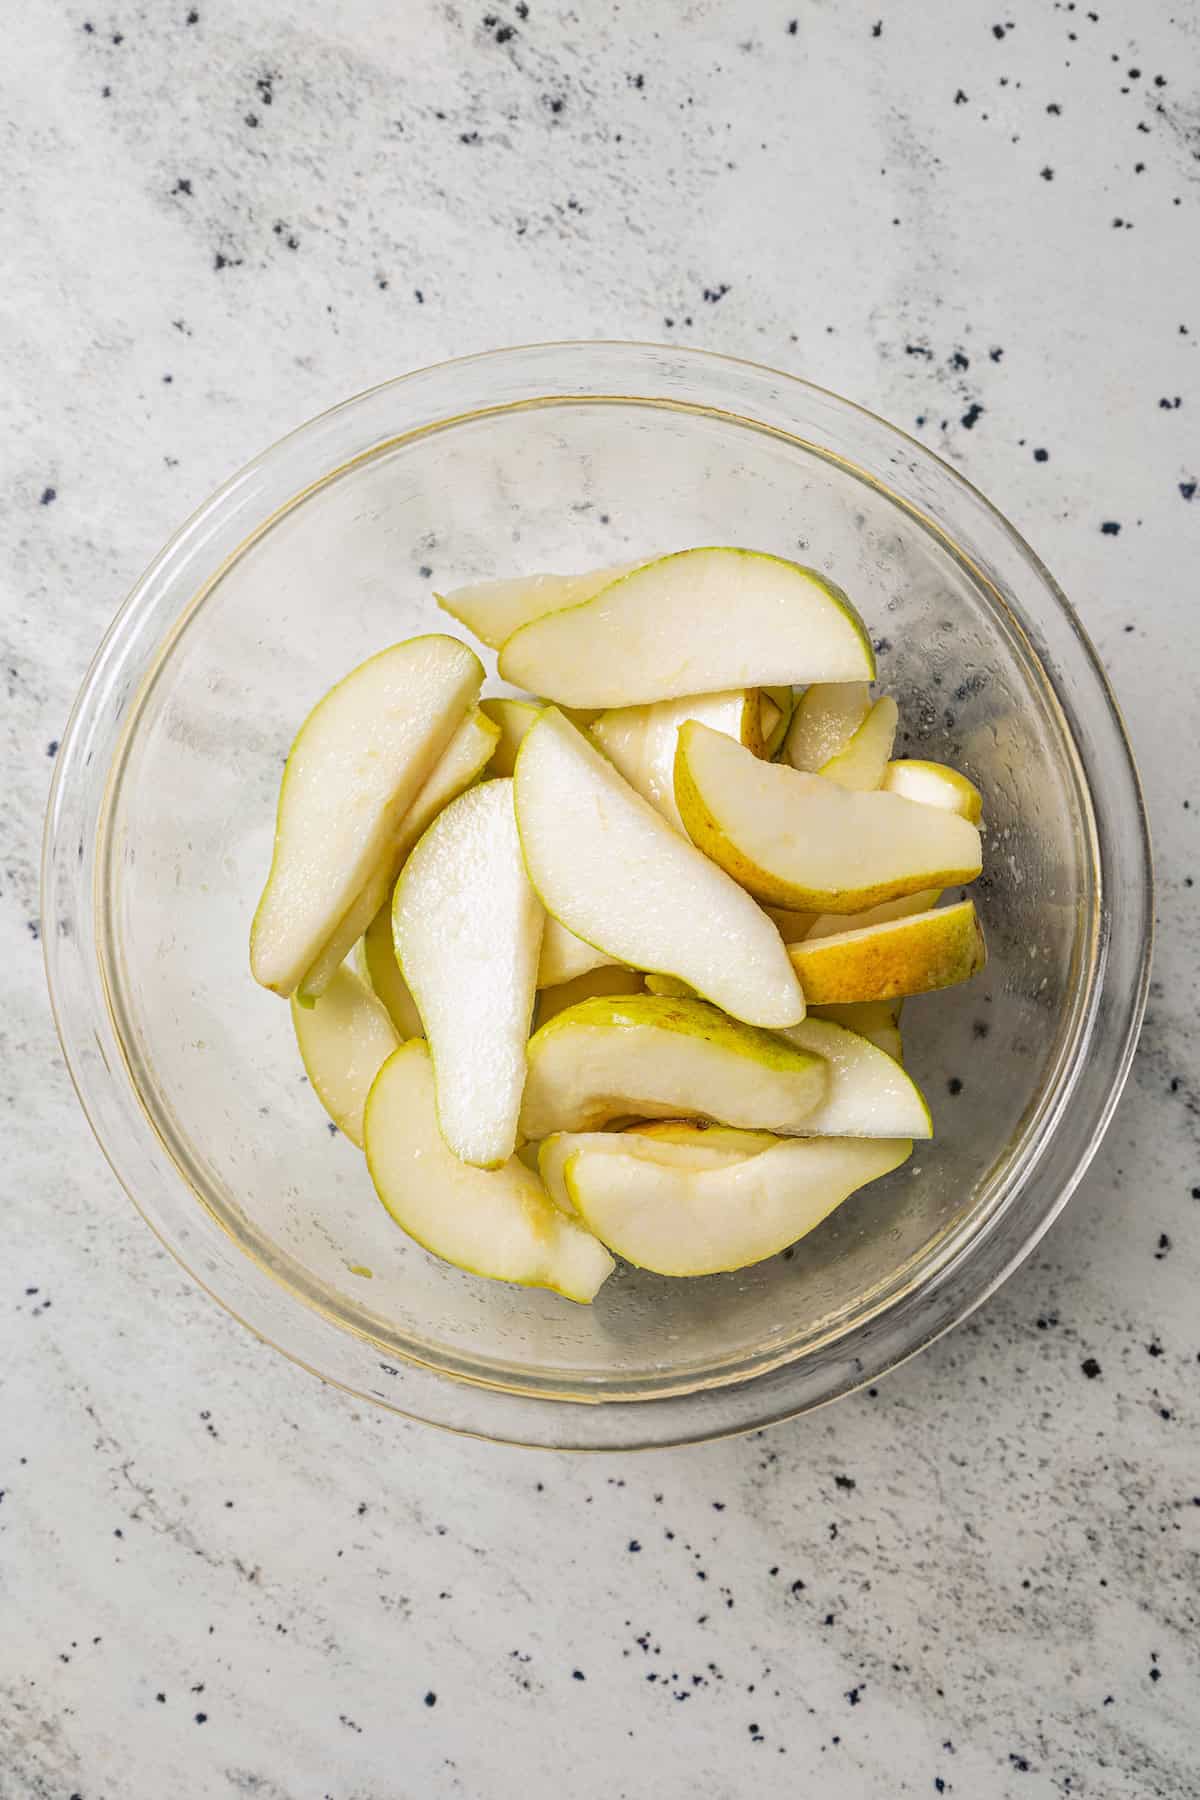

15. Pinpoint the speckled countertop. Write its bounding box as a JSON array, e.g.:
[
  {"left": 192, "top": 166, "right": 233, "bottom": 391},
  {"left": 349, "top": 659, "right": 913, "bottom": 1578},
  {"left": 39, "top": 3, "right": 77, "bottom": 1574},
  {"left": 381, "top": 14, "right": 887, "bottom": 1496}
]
[{"left": 2, "top": 2, "right": 1197, "bottom": 1795}]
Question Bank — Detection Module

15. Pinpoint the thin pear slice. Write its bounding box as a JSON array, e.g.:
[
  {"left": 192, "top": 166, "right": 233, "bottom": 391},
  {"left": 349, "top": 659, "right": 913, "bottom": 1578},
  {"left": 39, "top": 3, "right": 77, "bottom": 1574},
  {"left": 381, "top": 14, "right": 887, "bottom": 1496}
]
[
  {"left": 761, "top": 686, "right": 794, "bottom": 758},
  {"left": 360, "top": 904, "right": 423, "bottom": 1038},
  {"left": 519, "top": 994, "right": 825, "bottom": 1139},
  {"left": 625, "top": 1120, "right": 780, "bottom": 1156},
  {"left": 365, "top": 1043, "right": 614, "bottom": 1301},
  {"left": 251, "top": 636, "right": 483, "bottom": 997},
  {"left": 805, "top": 888, "right": 942, "bottom": 943},
  {"left": 675, "top": 722, "right": 982, "bottom": 912},
  {"left": 436, "top": 563, "right": 639, "bottom": 649},
  {"left": 538, "top": 1130, "right": 752, "bottom": 1213},
  {"left": 538, "top": 914, "right": 620, "bottom": 988},
  {"left": 790, "top": 899, "right": 986, "bottom": 1004},
  {"left": 564, "top": 1136, "right": 913, "bottom": 1276},
  {"left": 591, "top": 689, "right": 767, "bottom": 831},
  {"left": 535, "top": 965, "right": 644, "bottom": 1027},
  {"left": 291, "top": 965, "right": 400, "bottom": 1147},
  {"left": 515, "top": 709, "right": 804, "bottom": 1027},
  {"left": 393, "top": 780, "right": 543, "bottom": 1167},
  {"left": 481, "top": 697, "right": 542, "bottom": 777},
  {"left": 774, "top": 1017, "right": 930, "bottom": 1137},
  {"left": 882, "top": 758, "right": 984, "bottom": 823},
  {"left": 810, "top": 1000, "right": 904, "bottom": 1061},
  {"left": 298, "top": 705, "right": 500, "bottom": 1000},
  {"left": 783, "top": 681, "right": 870, "bottom": 771},
  {"left": 499, "top": 548, "right": 875, "bottom": 707},
  {"left": 819, "top": 695, "right": 898, "bottom": 791}
]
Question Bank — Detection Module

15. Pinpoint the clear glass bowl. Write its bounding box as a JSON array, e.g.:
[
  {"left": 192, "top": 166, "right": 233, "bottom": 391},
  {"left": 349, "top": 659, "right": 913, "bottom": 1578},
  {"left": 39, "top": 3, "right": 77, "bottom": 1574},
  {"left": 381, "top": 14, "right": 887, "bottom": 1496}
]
[{"left": 42, "top": 343, "right": 1152, "bottom": 1449}]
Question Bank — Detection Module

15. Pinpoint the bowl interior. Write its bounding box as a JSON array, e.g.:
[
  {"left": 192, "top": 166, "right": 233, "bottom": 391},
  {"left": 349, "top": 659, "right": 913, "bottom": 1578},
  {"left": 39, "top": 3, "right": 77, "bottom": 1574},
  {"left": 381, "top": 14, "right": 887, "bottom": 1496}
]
[{"left": 96, "top": 392, "right": 1092, "bottom": 1398}]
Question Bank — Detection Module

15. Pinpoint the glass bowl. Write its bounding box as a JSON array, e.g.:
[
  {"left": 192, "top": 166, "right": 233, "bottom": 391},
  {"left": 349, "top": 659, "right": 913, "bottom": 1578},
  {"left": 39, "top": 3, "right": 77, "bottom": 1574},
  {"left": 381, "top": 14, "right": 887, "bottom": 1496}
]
[{"left": 42, "top": 342, "right": 1152, "bottom": 1450}]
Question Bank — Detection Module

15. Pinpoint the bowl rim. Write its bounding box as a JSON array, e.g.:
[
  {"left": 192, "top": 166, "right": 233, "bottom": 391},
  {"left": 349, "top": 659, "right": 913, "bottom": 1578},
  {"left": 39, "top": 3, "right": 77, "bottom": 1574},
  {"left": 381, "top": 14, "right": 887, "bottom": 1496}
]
[{"left": 42, "top": 339, "right": 1154, "bottom": 1449}]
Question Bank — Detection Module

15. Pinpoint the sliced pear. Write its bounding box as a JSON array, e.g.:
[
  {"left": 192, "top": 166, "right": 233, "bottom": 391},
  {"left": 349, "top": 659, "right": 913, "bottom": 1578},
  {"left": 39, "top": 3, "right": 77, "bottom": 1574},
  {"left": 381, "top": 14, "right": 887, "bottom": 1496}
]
[
  {"left": 514, "top": 709, "right": 804, "bottom": 1027},
  {"left": 623, "top": 1119, "right": 780, "bottom": 1156},
  {"left": 819, "top": 695, "right": 898, "bottom": 791},
  {"left": 436, "top": 563, "right": 639, "bottom": 649},
  {"left": 810, "top": 1000, "right": 904, "bottom": 1061},
  {"left": 535, "top": 965, "right": 644, "bottom": 1027},
  {"left": 783, "top": 681, "right": 870, "bottom": 771},
  {"left": 805, "top": 888, "right": 942, "bottom": 943},
  {"left": 359, "top": 903, "right": 424, "bottom": 1038},
  {"left": 499, "top": 548, "right": 875, "bottom": 707},
  {"left": 538, "top": 1129, "right": 752, "bottom": 1213},
  {"left": 763, "top": 904, "right": 820, "bottom": 943},
  {"left": 481, "top": 697, "right": 542, "bottom": 777},
  {"left": 291, "top": 965, "right": 400, "bottom": 1147},
  {"left": 251, "top": 637, "right": 483, "bottom": 997},
  {"left": 296, "top": 703, "right": 499, "bottom": 1001},
  {"left": 365, "top": 1043, "right": 613, "bottom": 1301},
  {"left": 882, "top": 758, "right": 984, "bottom": 824},
  {"left": 538, "top": 914, "right": 619, "bottom": 988},
  {"left": 590, "top": 689, "right": 767, "bottom": 831},
  {"left": 774, "top": 1017, "right": 930, "bottom": 1137},
  {"left": 790, "top": 899, "right": 986, "bottom": 1004},
  {"left": 393, "top": 779, "right": 543, "bottom": 1167},
  {"left": 519, "top": 994, "right": 825, "bottom": 1139},
  {"left": 643, "top": 973, "right": 698, "bottom": 999},
  {"left": 675, "top": 722, "right": 982, "bottom": 912},
  {"left": 761, "top": 686, "right": 794, "bottom": 758},
  {"left": 564, "top": 1135, "right": 913, "bottom": 1276}
]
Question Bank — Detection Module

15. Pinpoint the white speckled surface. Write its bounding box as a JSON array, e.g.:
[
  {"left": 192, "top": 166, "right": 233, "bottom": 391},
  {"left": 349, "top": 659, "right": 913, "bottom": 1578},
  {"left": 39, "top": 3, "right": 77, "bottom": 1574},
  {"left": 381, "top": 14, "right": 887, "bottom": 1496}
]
[{"left": 2, "top": 2, "right": 1197, "bottom": 1794}]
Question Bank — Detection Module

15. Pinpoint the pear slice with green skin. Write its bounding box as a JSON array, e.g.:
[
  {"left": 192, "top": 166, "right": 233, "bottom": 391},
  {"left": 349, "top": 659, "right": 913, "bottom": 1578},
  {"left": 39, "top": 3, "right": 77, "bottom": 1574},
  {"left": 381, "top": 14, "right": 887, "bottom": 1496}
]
[
  {"left": 291, "top": 965, "right": 400, "bottom": 1148},
  {"left": 563, "top": 1135, "right": 913, "bottom": 1277},
  {"left": 818, "top": 695, "right": 898, "bottom": 791},
  {"left": 436, "top": 563, "right": 640, "bottom": 650},
  {"left": 783, "top": 681, "right": 870, "bottom": 771},
  {"left": 359, "top": 904, "right": 424, "bottom": 1038},
  {"left": 499, "top": 548, "right": 875, "bottom": 708},
  {"left": 538, "top": 914, "right": 620, "bottom": 988},
  {"left": 538, "top": 1130, "right": 753, "bottom": 1213},
  {"left": 480, "top": 697, "right": 542, "bottom": 778},
  {"left": 535, "top": 965, "right": 644, "bottom": 1027},
  {"left": 590, "top": 689, "right": 769, "bottom": 832},
  {"left": 393, "top": 779, "right": 543, "bottom": 1168},
  {"left": 365, "top": 1043, "right": 614, "bottom": 1302},
  {"left": 805, "top": 887, "right": 942, "bottom": 943},
  {"left": 251, "top": 636, "right": 484, "bottom": 998},
  {"left": 810, "top": 1000, "right": 903, "bottom": 1061},
  {"left": 761, "top": 686, "right": 794, "bottom": 758},
  {"left": 519, "top": 994, "right": 826, "bottom": 1140},
  {"left": 789, "top": 899, "right": 986, "bottom": 1004},
  {"left": 773, "top": 1017, "right": 930, "bottom": 1137},
  {"left": 515, "top": 708, "right": 804, "bottom": 1028},
  {"left": 674, "top": 721, "right": 982, "bottom": 912},
  {"left": 298, "top": 705, "right": 500, "bottom": 1001},
  {"left": 882, "top": 759, "right": 984, "bottom": 824}
]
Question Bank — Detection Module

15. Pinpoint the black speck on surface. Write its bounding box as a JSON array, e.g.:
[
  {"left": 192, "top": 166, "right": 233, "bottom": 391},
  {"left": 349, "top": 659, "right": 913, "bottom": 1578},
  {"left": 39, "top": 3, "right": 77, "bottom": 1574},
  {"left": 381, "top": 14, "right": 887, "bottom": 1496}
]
[
  {"left": 628, "top": 1539, "right": 641, "bottom": 1553},
  {"left": 1180, "top": 482, "right": 1196, "bottom": 501},
  {"left": 1010, "top": 1754, "right": 1031, "bottom": 1772},
  {"left": 1041, "top": 166, "right": 1054, "bottom": 180},
  {"left": 787, "top": 19, "right": 798, "bottom": 34},
  {"left": 194, "top": 1712, "right": 208, "bottom": 1725},
  {"left": 186, "top": 7, "right": 199, "bottom": 21},
  {"left": 847, "top": 1686, "right": 862, "bottom": 1706},
  {"left": 47, "top": 740, "right": 59, "bottom": 757},
  {"left": 40, "top": 486, "right": 57, "bottom": 505},
  {"left": 572, "top": 1668, "right": 585, "bottom": 1680},
  {"left": 947, "top": 1077, "right": 963, "bottom": 1096},
  {"left": 419, "top": 564, "right": 433, "bottom": 578},
  {"left": 955, "top": 88, "right": 968, "bottom": 104},
  {"left": 1100, "top": 520, "right": 1121, "bottom": 535},
  {"left": 424, "top": 1691, "right": 437, "bottom": 1706},
  {"left": 1154, "top": 1232, "right": 1171, "bottom": 1259},
  {"left": 1081, "top": 1357, "right": 1102, "bottom": 1379},
  {"left": 992, "top": 23, "right": 1008, "bottom": 39},
  {"left": 834, "top": 1474, "right": 856, "bottom": 1491},
  {"left": 961, "top": 404, "right": 983, "bottom": 430},
  {"left": 871, "top": 20, "right": 882, "bottom": 36},
  {"left": 1034, "top": 447, "right": 1049, "bottom": 462}
]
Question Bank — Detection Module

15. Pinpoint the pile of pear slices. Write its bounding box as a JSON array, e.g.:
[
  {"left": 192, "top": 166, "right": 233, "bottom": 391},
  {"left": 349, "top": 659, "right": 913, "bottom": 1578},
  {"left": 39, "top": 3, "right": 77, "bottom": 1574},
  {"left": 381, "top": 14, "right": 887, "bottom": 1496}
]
[{"left": 252, "top": 548, "right": 987, "bottom": 1304}]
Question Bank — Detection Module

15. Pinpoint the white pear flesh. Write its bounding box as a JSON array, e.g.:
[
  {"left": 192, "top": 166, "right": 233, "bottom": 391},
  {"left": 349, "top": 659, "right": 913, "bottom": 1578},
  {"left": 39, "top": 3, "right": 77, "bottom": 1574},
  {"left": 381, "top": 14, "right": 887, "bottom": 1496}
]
[
  {"left": 251, "top": 636, "right": 483, "bottom": 997},
  {"left": 519, "top": 994, "right": 825, "bottom": 1139},
  {"left": 436, "top": 563, "right": 639, "bottom": 649},
  {"left": 674, "top": 722, "right": 982, "bottom": 912},
  {"left": 480, "top": 697, "right": 542, "bottom": 777},
  {"left": 624, "top": 1120, "right": 781, "bottom": 1156},
  {"left": 498, "top": 548, "right": 875, "bottom": 707},
  {"left": 538, "top": 1130, "right": 751, "bottom": 1213},
  {"left": 515, "top": 709, "right": 804, "bottom": 1027},
  {"left": 774, "top": 1017, "right": 930, "bottom": 1137},
  {"left": 298, "top": 704, "right": 499, "bottom": 1000},
  {"left": 393, "top": 779, "right": 543, "bottom": 1168},
  {"left": 291, "top": 965, "right": 400, "bottom": 1148},
  {"left": 882, "top": 758, "right": 984, "bottom": 823},
  {"left": 783, "top": 681, "right": 870, "bottom": 771},
  {"left": 818, "top": 695, "right": 898, "bottom": 791},
  {"left": 360, "top": 904, "right": 423, "bottom": 1038},
  {"left": 804, "top": 888, "right": 943, "bottom": 943},
  {"left": 810, "top": 1000, "right": 904, "bottom": 1061},
  {"left": 590, "top": 689, "right": 766, "bottom": 832},
  {"left": 535, "top": 965, "right": 644, "bottom": 1026},
  {"left": 789, "top": 899, "right": 987, "bottom": 1004},
  {"left": 564, "top": 1135, "right": 913, "bottom": 1276},
  {"left": 365, "top": 1044, "right": 614, "bottom": 1302},
  {"left": 538, "top": 914, "right": 619, "bottom": 987}
]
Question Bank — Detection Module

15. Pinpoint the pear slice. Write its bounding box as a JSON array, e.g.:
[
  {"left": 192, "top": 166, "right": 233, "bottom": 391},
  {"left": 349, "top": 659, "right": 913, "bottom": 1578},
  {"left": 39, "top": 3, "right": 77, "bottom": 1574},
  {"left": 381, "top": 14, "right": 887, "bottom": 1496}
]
[
  {"left": 783, "top": 681, "right": 870, "bottom": 771},
  {"left": 298, "top": 704, "right": 500, "bottom": 1001},
  {"left": 359, "top": 903, "right": 424, "bottom": 1038},
  {"left": 763, "top": 904, "right": 820, "bottom": 943},
  {"left": 251, "top": 636, "right": 483, "bottom": 997},
  {"left": 499, "top": 548, "right": 875, "bottom": 707},
  {"left": 436, "top": 563, "right": 639, "bottom": 649},
  {"left": 564, "top": 1135, "right": 913, "bottom": 1276},
  {"left": 515, "top": 709, "right": 804, "bottom": 1027},
  {"left": 624, "top": 1120, "right": 781, "bottom": 1156},
  {"left": 790, "top": 899, "right": 986, "bottom": 1004},
  {"left": 590, "top": 689, "right": 768, "bottom": 831},
  {"left": 538, "top": 1130, "right": 752, "bottom": 1213},
  {"left": 535, "top": 965, "right": 644, "bottom": 1027},
  {"left": 760, "top": 686, "right": 794, "bottom": 758},
  {"left": 818, "top": 695, "right": 898, "bottom": 791},
  {"left": 774, "top": 1017, "right": 930, "bottom": 1137},
  {"left": 882, "top": 759, "right": 984, "bottom": 823},
  {"left": 365, "top": 1043, "right": 614, "bottom": 1302},
  {"left": 291, "top": 965, "right": 400, "bottom": 1147},
  {"left": 674, "top": 722, "right": 982, "bottom": 911},
  {"left": 805, "top": 888, "right": 942, "bottom": 943},
  {"left": 538, "top": 914, "right": 619, "bottom": 988},
  {"left": 810, "top": 1000, "right": 904, "bottom": 1061},
  {"left": 519, "top": 994, "right": 825, "bottom": 1139},
  {"left": 480, "top": 697, "right": 542, "bottom": 777},
  {"left": 393, "top": 779, "right": 543, "bottom": 1167}
]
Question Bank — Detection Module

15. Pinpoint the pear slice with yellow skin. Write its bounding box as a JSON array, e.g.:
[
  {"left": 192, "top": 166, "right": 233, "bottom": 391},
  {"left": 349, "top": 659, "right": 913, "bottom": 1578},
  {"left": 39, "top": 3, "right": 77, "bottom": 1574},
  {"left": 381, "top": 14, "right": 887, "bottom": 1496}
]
[
  {"left": 519, "top": 994, "right": 825, "bottom": 1140},
  {"left": 805, "top": 888, "right": 942, "bottom": 943},
  {"left": 515, "top": 708, "right": 804, "bottom": 1027},
  {"left": 590, "top": 688, "right": 768, "bottom": 831},
  {"left": 882, "top": 759, "right": 984, "bottom": 823},
  {"left": 810, "top": 1000, "right": 904, "bottom": 1061},
  {"left": 365, "top": 1043, "right": 614, "bottom": 1302},
  {"left": 291, "top": 965, "right": 400, "bottom": 1148},
  {"left": 783, "top": 681, "right": 870, "bottom": 771},
  {"left": 538, "top": 1129, "right": 753, "bottom": 1213},
  {"left": 773, "top": 1017, "right": 930, "bottom": 1137},
  {"left": 297, "top": 704, "right": 499, "bottom": 1001},
  {"left": 563, "top": 1135, "right": 913, "bottom": 1277},
  {"left": 499, "top": 548, "right": 875, "bottom": 708},
  {"left": 436, "top": 563, "right": 640, "bottom": 649},
  {"left": 359, "top": 904, "right": 424, "bottom": 1038},
  {"left": 481, "top": 697, "right": 542, "bottom": 777},
  {"left": 535, "top": 965, "right": 644, "bottom": 1027},
  {"left": 674, "top": 721, "right": 982, "bottom": 912},
  {"left": 789, "top": 899, "right": 986, "bottom": 1004},
  {"left": 818, "top": 695, "right": 898, "bottom": 791},
  {"left": 251, "top": 636, "right": 483, "bottom": 998}
]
